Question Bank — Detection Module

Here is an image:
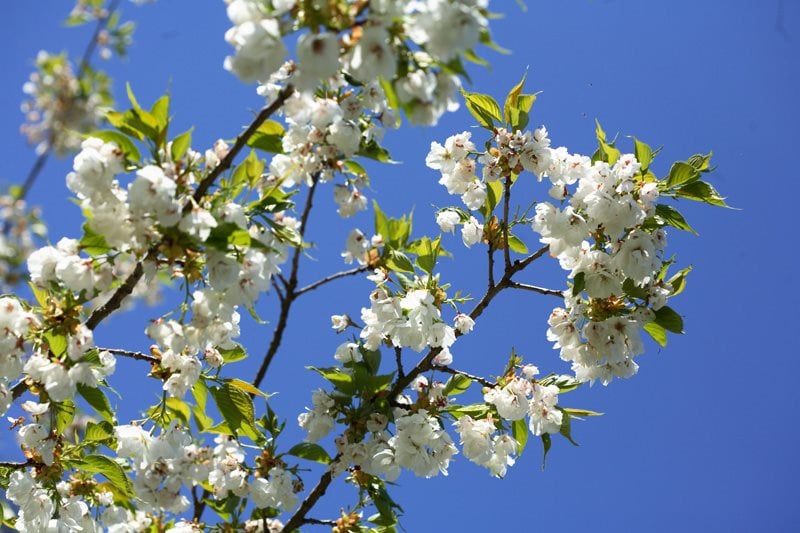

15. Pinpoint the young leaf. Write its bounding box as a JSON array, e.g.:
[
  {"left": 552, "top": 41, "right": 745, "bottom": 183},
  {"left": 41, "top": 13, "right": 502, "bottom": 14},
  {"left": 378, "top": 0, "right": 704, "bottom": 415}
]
[
  {"left": 442, "top": 374, "right": 472, "bottom": 396},
  {"left": 541, "top": 433, "right": 552, "bottom": 470},
  {"left": 77, "top": 384, "right": 114, "bottom": 422},
  {"left": 512, "top": 417, "right": 529, "bottom": 455},
  {"left": 462, "top": 90, "right": 502, "bottom": 130},
  {"left": 81, "top": 455, "right": 134, "bottom": 497},
  {"left": 665, "top": 161, "right": 700, "bottom": 189},
  {"left": 654, "top": 306, "right": 684, "bottom": 334},
  {"left": 654, "top": 204, "right": 698, "bottom": 235},
  {"left": 170, "top": 128, "right": 193, "bottom": 162},
  {"left": 643, "top": 321, "right": 667, "bottom": 347},
  {"left": 286, "top": 442, "right": 332, "bottom": 464}
]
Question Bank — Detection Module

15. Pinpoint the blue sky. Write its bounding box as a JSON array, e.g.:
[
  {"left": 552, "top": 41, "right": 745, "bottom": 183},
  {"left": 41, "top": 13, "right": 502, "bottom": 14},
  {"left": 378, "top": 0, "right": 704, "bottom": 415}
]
[{"left": 2, "top": 1, "right": 799, "bottom": 531}]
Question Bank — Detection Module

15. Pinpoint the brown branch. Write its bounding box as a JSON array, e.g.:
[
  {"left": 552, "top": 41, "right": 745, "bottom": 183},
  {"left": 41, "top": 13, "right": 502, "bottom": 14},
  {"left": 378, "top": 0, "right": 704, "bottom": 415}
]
[
  {"left": 191, "top": 85, "right": 294, "bottom": 206},
  {"left": 86, "top": 255, "right": 148, "bottom": 330},
  {"left": 394, "top": 346, "right": 405, "bottom": 379},
  {"left": 508, "top": 282, "right": 563, "bottom": 297},
  {"left": 0, "top": 459, "right": 37, "bottom": 469},
  {"left": 295, "top": 265, "right": 369, "bottom": 297},
  {"left": 432, "top": 364, "right": 496, "bottom": 389},
  {"left": 502, "top": 175, "right": 512, "bottom": 271},
  {"left": 303, "top": 518, "right": 338, "bottom": 526},
  {"left": 97, "top": 347, "right": 159, "bottom": 364},
  {"left": 282, "top": 455, "right": 341, "bottom": 532},
  {"left": 388, "top": 244, "right": 551, "bottom": 398},
  {"left": 487, "top": 242, "right": 495, "bottom": 289},
  {"left": 252, "top": 173, "right": 318, "bottom": 389}
]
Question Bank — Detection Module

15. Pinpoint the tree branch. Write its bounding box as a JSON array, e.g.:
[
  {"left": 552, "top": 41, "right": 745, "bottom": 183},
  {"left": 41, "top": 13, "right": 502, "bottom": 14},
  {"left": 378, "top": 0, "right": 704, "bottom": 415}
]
[
  {"left": 394, "top": 346, "right": 405, "bottom": 379},
  {"left": 502, "top": 175, "right": 512, "bottom": 271},
  {"left": 295, "top": 265, "right": 369, "bottom": 297},
  {"left": 487, "top": 243, "right": 495, "bottom": 289},
  {"left": 432, "top": 364, "right": 497, "bottom": 388},
  {"left": 97, "top": 347, "right": 159, "bottom": 364},
  {"left": 508, "top": 282, "right": 563, "bottom": 297},
  {"left": 252, "top": 174, "right": 318, "bottom": 389},
  {"left": 303, "top": 518, "right": 338, "bottom": 526},
  {"left": 282, "top": 455, "right": 341, "bottom": 533}
]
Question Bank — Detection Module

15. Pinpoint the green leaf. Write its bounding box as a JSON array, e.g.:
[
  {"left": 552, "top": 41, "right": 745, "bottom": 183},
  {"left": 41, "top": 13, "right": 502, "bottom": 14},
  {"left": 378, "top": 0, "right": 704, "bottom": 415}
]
[
  {"left": 210, "top": 383, "right": 256, "bottom": 434},
  {"left": 446, "top": 403, "right": 492, "bottom": 420},
  {"left": 44, "top": 331, "right": 67, "bottom": 357},
  {"left": 462, "top": 90, "right": 502, "bottom": 130},
  {"left": 286, "top": 442, "right": 332, "bottom": 464},
  {"left": 622, "top": 278, "right": 649, "bottom": 299},
  {"left": 150, "top": 95, "right": 170, "bottom": 133},
  {"left": 385, "top": 249, "right": 415, "bottom": 273},
  {"left": 80, "top": 223, "right": 112, "bottom": 256},
  {"left": 633, "top": 137, "right": 653, "bottom": 171},
  {"left": 654, "top": 204, "right": 697, "bottom": 234},
  {"left": 503, "top": 72, "right": 526, "bottom": 126},
  {"left": 665, "top": 161, "right": 700, "bottom": 189},
  {"left": 219, "top": 345, "right": 247, "bottom": 364},
  {"left": 687, "top": 151, "right": 713, "bottom": 172},
  {"left": 559, "top": 411, "right": 579, "bottom": 446},
  {"left": 654, "top": 305, "right": 684, "bottom": 334},
  {"left": 125, "top": 82, "right": 141, "bottom": 110},
  {"left": 29, "top": 282, "right": 48, "bottom": 307},
  {"left": 82, "top": 455, "right": 133, "bottom": 497},
  {"left": 379, "top": 79, "right": 402, "bottom": 128},
  {"left": 541, "top": 433, "right": 551, "bottom": 470},
  {"left": 84, "top": 420, "right": 115, "bottom": 443},
  {"left": 54, "top": 400, "right": 75, "bottom": 433},
  {"left": 561, "top": 408, "right": 603, "bottom": 417},
  {"left": 668, "top": 265, "right": 692, "bottom": 296},
  {"left": 643, "top": 322, "right": 667, "bottom": 347},
  {"left": 357, "top": 140, "right": 395, "bottom": 163},
  {"left": 88, "top": 130, "right": 140, "bottom": 162},
  {"left": 170, "top": 128, "right": 193, "bottom": 162},
  {"left": 593, "top": 120, "right": 620, "bottom": 165},
  {"left": 537, "top": 374, "right": 582, "bottom": 393},
  {"left": 481, "top": 180, "right": 503, "bottom": 217},
  {"left": 507, "top": 233, "right": 528, "bottom": 254},
  {"left": 247, "top": 120, "right": 285, "bottom": 154},
  {"left": 411, "top": 236, "right": 442, "bottom": 275},
  {"left": 227, "top": 378, "right": 268, "bottom": 398},
  {"left": 307, "top": 366, "right": 357, "bottom": 396},
  {"left": 674, "top": 180, "right": 730, "bottom": 207},
  {"left": 571, "top": 272, "right": 585, "bottom": 297},
  {"left": 77, "top": 384, "right": 114, "bottom": 422},
  {"left": 442, "top": 374, "right": 471, "bottom": 396},
  {"left": 512, "top": 417, "right": 528, "bottom": 456},
  {"left": 344, "top": 160, "right": 367, "bottom": 178}
]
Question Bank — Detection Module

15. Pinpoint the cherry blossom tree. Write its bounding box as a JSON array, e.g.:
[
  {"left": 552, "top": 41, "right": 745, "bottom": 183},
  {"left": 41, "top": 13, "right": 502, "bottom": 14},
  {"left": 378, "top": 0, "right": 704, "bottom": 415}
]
[{"left": 0, "top": 1, "right": 728, "bottom": 531}]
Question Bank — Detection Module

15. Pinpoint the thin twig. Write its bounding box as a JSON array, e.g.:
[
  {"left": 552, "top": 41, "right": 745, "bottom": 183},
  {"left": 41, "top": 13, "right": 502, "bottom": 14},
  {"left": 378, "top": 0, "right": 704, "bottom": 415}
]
[
  {"left": 282, "top": 455, "right": 342, "bottom": 532},
  {"left": 295, "top": 265, "right": 369, "bottom": 296},
  {"left": 97, "top": 347, "right": 159, "bottom": 364},
  {"left": 507, "top": 282, "right": 563, "bottom": 297},
  {"left": 271, "top": 277, "right": 285, "bottom": 303},
  {"left": 394, "top": 347, "right": 405, "bottom": 379},
  {"left": 487, "top": 243, "right": 495, "bottom": 289},
  {"left": 303, "top": 518, "right": 338, "bottom": 526},
  {"left": 252, "top": 174, "right": 318, "bottom": 389},
  {"left": 432, "top": 365, "right": 496, "bottom": 388},
  {"left": 502, "top": 175, "right": 512, "bottom": 271},
  {"left": 0, "top": 460, "right": 37, "bottom": 469}
]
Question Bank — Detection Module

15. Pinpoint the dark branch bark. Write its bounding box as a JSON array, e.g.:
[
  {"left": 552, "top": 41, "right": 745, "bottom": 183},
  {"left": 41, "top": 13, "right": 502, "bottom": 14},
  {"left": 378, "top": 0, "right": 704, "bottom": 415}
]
[
  {"left": 252, "top": 174, "right": 318, "bottom": 389},
  {"left": 97, "top": 347, "right": 159, "bottom": 364},
  {"left": 508, "top": 282, "right": 563, "bottom": 297},
  {"left": 432, "top": 364, "right": 497, "bottom": 388},
  {"left": 295, "top": 265, "right": 368, "bottom": 297}
]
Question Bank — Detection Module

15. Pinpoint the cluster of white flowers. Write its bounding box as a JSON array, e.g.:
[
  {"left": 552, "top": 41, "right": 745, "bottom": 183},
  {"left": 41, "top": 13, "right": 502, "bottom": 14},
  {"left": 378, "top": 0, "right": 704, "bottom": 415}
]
[
  {"left": 532, "top": 150, "right": 669, "bottom": 384},
  {"left": 20, "top": 51, "right": 110, "bottom": 156},
  {"left": 0, "top": 297, "right": 36, "bottom": 415},
  {"left": 429, "top": 124, "right": 676, "bottom": 385},
  {"left": 225, "top": 1, "right": 491, "bottom": 126},
  {"left": 483, "top": 366, "right": 564, "bottom": 437},
  {"left": 7, "top": 469, "right": 98, "bottom": 532},
  {"left": 341, "top": 229, "right": 383, "bottom": 265},
  {"left": 360, "top": 287, "right": 457, "bottom": 364},
  {"left": 298, "top": 389, "right": 337, "bottom": 442},
  {"left": 28, "top": 236, "right": 113, "bottom": 295},
  {"left": 453, "top": 415, "right": 517, "bottom": 478},
  {"left": 0, "top": 195, "right": 46, "bottom": 292},
  {"left": 381, "top": 409, "right": 458, "bottom": 478}
]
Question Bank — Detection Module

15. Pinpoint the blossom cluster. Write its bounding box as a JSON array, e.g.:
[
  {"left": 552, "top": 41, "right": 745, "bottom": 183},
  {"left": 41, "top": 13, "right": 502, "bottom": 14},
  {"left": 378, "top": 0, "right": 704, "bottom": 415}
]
[
  {"left": 20, "top": 51, "right": 112, "bottom": 156},
  {"left": 428, "top": 126, "right": 678, "bottom": 385},
  {"left": 224, "top": 0, "right": 492, "bottom": 126},
  {"left": 0, "top": 194, "right": 46, "bottom": 292}
]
